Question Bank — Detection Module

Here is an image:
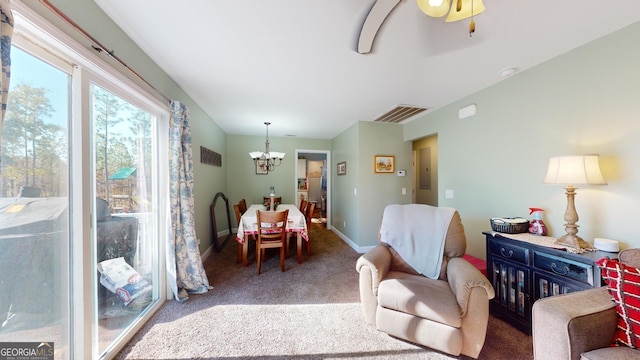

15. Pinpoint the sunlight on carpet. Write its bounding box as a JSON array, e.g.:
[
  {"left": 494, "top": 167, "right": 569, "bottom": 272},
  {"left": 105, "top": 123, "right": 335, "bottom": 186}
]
[{"left": 115, "top": 224, "right": 532, "bottom": 359}]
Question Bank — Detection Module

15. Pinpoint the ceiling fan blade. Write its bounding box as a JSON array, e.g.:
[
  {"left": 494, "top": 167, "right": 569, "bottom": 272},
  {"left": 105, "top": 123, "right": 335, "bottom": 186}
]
[{"left": 357, "top": 0, "right": 401, "bottom": 54}]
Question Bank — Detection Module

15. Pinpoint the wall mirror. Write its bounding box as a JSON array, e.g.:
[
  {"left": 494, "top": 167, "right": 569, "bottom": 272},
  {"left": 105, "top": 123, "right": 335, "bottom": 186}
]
[{"left": 210, "top": 192, "right": 233, "bottom": 252}]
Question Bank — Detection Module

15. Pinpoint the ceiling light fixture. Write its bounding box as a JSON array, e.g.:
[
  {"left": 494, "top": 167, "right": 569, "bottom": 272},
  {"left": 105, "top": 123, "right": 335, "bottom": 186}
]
[
  {"left": 500, "top": 67, "right": 518, "bottom": 77},
  {"left": 249, "top": 122, "right": 286, "bottom": 173},
  {"left": 416, "top": 0, "right": 485, "bottom": 36}
]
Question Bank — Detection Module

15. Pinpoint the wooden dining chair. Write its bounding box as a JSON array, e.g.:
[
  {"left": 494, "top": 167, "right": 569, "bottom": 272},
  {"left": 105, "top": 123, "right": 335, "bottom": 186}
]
[
  {"left": 233, "top": 203, "right": 244, "bottom": 264},
  {"left": 238, "top": 198, "right": 247, "bottom": 214},
  {"left": 263, "top": 196, "right": 282, "bottom": 205},
  {"left": 304, "top": 202, "right": 316, "bottom": 256},
  {"left": 234, "top": 202, "right": 256, "bottom": 264},
  {"left": 256, "top": 209, "right": 289, "bottom": 275},
  {"left": 287, "top": 201, "right": 315, "bottom": 258},
  {"left": 283, "top": 199, "right": 307, "bottom": 257}
]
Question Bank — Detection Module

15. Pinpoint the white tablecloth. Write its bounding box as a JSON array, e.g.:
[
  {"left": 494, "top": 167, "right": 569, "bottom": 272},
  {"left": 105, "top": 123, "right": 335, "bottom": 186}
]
[{"left": 236, "top": 204, "right": 308, "bottom": 244}]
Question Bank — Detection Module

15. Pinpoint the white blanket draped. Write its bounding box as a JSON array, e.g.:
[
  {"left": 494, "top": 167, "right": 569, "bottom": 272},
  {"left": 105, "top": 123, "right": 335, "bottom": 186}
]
[{"left": 380, "top": 204, "right": 455, "bottom": 279}]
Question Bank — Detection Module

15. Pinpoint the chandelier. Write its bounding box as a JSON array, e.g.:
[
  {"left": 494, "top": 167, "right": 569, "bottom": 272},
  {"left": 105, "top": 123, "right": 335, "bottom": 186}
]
[
  {"left": 249, "top": 122, "right": 286, "bottom": 173},
  {"left": 416, "top": 0, "right": 485, "bottom": 36}
]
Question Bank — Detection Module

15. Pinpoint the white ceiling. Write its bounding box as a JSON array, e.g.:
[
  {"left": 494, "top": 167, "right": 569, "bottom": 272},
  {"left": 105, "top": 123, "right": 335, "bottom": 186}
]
[{"left": 96, "top": 0, "right": 640, "bottom": 139}]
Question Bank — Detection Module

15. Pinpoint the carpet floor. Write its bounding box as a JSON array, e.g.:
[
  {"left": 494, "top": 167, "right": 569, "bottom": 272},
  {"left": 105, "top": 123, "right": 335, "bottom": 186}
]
[{"left": 115, "top": 224, "right": 533, "bottom": 360}]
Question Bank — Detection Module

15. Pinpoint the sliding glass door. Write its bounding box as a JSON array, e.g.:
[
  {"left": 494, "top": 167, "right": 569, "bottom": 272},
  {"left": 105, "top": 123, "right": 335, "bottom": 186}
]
[
  {"left": 0, "top": 7, "right": 168, "bottom": 359},
  {"left": 0, "top": 45, "right": 71, "bottom": 357},
  {"left": 91, "top": 84, "right": 161, "bottom": 356}
]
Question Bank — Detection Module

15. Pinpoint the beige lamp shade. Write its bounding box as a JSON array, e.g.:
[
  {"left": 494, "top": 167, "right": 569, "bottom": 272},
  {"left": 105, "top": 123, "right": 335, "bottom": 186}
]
[
  {"left": 445, "top": 0, "right": 485, "bottom": 22},
  {"left": 544, "top": 155, "right": 607, "bottom": 186},
  {"left": 417, "top": 0, "right": 451, "bottom": 18},
  {"left": 544, "top": 155, "right": 606, "bottom": 249}
]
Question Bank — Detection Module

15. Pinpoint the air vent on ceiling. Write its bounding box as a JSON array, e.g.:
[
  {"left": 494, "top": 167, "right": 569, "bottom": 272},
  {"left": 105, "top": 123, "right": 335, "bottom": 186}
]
[{"left": 373, "top": 105, "right": 427, "bottom": 124}]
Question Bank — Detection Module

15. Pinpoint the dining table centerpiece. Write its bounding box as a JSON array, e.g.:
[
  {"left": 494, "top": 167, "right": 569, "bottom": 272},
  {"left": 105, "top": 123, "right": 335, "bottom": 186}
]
[{"left": 263, "top": 198, "right": 280, "bottom": 211}]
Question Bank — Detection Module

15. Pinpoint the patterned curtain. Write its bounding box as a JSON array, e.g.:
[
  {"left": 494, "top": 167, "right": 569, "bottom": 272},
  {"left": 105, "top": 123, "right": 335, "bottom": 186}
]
[
  {"left": 167, "top": 100, "right": 212, "bottom": 302},
  {"left": 0, "top": 0, "right": 13, "bottom": 150}
]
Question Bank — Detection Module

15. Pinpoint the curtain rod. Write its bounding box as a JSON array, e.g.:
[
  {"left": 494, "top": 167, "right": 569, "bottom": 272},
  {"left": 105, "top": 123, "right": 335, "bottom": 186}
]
[{"left": 39, "top": 0, "right": 171, "bottom": 105}]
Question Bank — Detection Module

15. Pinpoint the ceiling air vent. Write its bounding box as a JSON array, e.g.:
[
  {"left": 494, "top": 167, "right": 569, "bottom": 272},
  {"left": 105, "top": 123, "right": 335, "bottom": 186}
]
[{"left": 373, "top": 105, "right": 427, "bottom": 124}]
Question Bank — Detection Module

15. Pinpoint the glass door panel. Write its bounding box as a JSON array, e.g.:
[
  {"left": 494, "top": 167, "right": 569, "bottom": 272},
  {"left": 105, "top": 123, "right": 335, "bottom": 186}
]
[
  {"left": 90, "top": 84, "right": 159, "bottom": 356},
  {"left": 0, "top": 46, "right": 71, "bottom": 358}
]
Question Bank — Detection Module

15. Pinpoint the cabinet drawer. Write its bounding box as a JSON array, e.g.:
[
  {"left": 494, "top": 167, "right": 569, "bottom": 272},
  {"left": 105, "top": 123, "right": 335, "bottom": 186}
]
[
  {"left": 489, "top": 239, "right": 530, "bottom": 265},
  {"left": 533, "top": 251, "right": 594, "bottom": 286}
]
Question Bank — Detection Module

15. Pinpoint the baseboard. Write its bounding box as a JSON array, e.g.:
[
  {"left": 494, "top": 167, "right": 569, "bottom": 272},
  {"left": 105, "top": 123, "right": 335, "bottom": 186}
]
[
  {"left": 330, "top": 226, "right": 375, "bottom": 254},
  {"left": 201, "top": 228, "right": 232, "bottom": 263},
  {"left": 201, "top": 242, "right": 214, "bottom": 263}
]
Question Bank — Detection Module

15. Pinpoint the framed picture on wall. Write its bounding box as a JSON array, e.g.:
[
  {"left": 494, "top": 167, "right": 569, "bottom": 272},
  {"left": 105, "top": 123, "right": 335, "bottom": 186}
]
[
  {"left": 255, "top": 161, "right": 268, "bottom": 175},
  {"left": 374, "top": 155, "right": 394, "bottom": 173},
  {"left": 337, "top": 161, "right": 346, "bottom": 175}
]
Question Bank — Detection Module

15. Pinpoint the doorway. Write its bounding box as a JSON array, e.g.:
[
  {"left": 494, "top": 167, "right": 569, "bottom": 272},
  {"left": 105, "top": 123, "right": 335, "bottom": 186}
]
[
  {"left": 294, "top": 150, "right": 330, "bottom": 227},
  {"left": 412, "top": 134, "right": 438, "bottom": 206}
]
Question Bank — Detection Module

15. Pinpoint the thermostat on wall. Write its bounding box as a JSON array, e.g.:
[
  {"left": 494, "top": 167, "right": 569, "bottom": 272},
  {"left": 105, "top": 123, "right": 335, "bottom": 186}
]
[{"left": 397, "top": 170, "right": 406, "bottom": 176}]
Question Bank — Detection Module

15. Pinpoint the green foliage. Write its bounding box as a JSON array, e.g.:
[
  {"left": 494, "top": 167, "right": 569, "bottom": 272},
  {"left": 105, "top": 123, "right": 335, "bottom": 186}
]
[
  {"left": 2, "top": 83, "right": 64, "bottom": 196},
  {"left": 2, "top": 83, "right": 153, "bottom": 200}
]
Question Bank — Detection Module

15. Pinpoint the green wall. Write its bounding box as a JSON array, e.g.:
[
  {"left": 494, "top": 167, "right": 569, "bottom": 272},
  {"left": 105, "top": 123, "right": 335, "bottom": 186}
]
[
  {"left": 331, "top": 123, "right": 359, "bottom": 243},
  {"left": 331, "top": 122, "right": 412, "bottom": 250},
  {"left": 225, "top": 134, "right": 331, "bottom": 209},
  {"left": 356, "top": 122, "right": 412, "bottom": 248},
  {"left": 404, "top": 21, "right": 640, "bottom": 257}
]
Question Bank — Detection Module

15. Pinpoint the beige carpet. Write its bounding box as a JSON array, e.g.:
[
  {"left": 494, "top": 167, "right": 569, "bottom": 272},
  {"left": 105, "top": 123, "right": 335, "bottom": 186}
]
[{"left": 115, "top": 224, "right": 533, "bottom": 359}]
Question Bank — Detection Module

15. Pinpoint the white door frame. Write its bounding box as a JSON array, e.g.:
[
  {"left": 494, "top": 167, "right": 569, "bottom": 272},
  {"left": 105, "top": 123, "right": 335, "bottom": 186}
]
[{"left": 294, "top": 149, "right": 331, "bottom": 226}]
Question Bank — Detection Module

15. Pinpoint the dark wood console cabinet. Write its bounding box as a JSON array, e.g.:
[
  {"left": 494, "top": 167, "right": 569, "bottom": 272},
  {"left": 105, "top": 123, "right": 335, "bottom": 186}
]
[{"left": 484, "top": 231, "right": 617, "bottom": 334}]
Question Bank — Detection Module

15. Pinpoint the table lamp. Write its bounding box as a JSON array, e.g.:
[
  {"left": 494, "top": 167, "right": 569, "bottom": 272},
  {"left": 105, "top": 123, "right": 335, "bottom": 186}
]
[{"left": 544, "top": 155, "right": 607, "bottom": 249}]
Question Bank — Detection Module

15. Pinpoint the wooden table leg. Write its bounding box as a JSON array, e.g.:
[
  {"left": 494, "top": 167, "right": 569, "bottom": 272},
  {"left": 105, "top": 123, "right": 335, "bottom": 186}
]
[
  {"left": 297, "top": 231, "right": 302, "bottom": 264},
  {"left": 243, "top": 234, "right": 249, "bottom": 268}
]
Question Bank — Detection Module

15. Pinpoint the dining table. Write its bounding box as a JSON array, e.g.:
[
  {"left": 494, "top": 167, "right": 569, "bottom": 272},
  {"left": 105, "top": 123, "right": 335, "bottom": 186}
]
[{"left": 236, "top": 204, "right": 309, "bottom": 267}]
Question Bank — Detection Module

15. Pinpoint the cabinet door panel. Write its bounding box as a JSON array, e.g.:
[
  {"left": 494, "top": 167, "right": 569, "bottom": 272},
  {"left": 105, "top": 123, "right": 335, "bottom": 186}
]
[
  {"left": 491, "top": 258, "right": 530, "bottom": 319},
  {"left": 533, "top": 272, "right": 589, "bottom": 301}
]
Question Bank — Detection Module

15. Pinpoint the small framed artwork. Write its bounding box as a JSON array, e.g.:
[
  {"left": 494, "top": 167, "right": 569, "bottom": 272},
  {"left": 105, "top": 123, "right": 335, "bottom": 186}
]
[
  {"left": 255, "top": 161, "right": 268, "bottom": 175},
  {"left": 374, "top": 155, "right": 394, "bottom": 173},
  {"left": 337, "top": 161, "right": 347, "bottom": 175}
]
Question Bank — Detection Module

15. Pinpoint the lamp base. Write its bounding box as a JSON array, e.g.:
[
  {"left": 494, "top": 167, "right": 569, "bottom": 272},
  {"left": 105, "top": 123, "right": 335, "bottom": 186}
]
[{"left": 555, "top": 234, "right": 591, "bottom": 249}]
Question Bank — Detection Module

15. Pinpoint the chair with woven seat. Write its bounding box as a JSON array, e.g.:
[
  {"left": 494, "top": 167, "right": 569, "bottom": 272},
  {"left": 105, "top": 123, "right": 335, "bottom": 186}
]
[{"left": 256, "top": 209, "right": 289, "bottom": 275}]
